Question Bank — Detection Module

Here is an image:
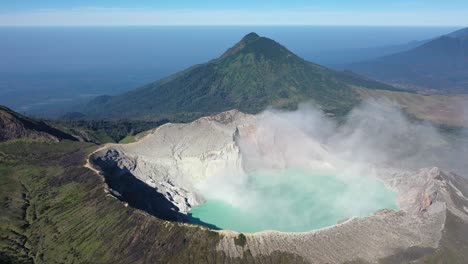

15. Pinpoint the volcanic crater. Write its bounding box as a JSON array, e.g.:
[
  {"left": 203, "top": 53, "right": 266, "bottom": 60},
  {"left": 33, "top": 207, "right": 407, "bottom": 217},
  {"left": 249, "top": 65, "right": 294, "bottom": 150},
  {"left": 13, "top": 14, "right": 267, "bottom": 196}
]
[{"left": 90, "top": 110, "right": 468, "bottom": 263}]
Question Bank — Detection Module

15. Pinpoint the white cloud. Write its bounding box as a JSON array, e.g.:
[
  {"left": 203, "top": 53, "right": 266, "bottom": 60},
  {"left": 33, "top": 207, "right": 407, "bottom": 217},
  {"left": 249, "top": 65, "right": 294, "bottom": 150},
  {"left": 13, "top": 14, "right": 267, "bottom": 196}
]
[{"left": 0, "top": 8, "right": 467, "bottom": 26}]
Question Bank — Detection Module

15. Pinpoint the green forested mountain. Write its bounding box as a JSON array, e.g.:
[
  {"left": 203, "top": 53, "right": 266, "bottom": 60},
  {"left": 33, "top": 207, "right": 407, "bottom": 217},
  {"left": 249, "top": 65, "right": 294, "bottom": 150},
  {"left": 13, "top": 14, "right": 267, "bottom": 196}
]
[
  {"left": 347, "top": 27, "right": 468, "bottom": 93},
  {"left": 84, "top": 33, "right": 399, "bottom": 120}
]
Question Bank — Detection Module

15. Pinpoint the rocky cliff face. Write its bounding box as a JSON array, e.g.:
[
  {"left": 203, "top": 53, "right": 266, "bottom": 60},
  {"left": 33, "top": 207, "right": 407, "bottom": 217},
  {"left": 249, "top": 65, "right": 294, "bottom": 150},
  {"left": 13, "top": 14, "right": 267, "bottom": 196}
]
[
  {"left": 92, "top": 110, "right": 254, "bottom": 213},
  {"left": 92, "top": 109, "right": 334, "bottom": 214},
  {"left": 90, "top": 110, "right": 468, "bottom": 263}
]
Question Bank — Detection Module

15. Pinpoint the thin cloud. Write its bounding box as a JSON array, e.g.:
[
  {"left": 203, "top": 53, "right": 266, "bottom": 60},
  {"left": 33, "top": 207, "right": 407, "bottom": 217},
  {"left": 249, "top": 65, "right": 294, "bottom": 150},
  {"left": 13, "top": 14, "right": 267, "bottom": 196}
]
[{"left": 0, "top": 8, "right": 467, "bottom": 26}]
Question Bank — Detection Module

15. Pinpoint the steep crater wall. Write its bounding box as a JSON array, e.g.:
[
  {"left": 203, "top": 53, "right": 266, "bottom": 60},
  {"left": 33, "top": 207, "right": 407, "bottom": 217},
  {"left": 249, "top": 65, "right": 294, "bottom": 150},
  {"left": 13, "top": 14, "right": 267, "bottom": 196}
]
[
  {"left": 89, "top": 110, "right": 468, "bottom": 263},
  {"left": 91, "top": 111, "right": 253, "bottom": 220}
]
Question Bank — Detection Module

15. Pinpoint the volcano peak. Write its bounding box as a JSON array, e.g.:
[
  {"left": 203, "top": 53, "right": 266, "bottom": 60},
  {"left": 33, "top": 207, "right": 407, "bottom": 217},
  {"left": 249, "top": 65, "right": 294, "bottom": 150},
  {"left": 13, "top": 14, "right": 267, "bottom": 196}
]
[{"left": 241, "top": 32, "right": 260, "bottom": 42}]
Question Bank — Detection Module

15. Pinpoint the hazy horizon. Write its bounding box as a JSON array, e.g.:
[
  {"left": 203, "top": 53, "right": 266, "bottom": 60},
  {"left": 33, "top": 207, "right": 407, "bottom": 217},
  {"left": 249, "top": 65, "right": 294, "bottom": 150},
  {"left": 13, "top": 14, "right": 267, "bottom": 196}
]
[
  {"left": 2, "top": 0, "right": 468, "bottom": 26},
  {"left": 0, "top": 25, "right": 461, "bottom": 116}
]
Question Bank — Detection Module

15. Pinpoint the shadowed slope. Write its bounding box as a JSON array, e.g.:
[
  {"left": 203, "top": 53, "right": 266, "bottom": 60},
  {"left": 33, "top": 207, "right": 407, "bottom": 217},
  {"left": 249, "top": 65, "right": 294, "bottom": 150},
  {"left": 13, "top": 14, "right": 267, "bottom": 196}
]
[
  {"left": 0, "top": 105, "right": 77, "bottom": 142},
  {"left": 348, "top": 27, "right": 468, "bottom": 93}
]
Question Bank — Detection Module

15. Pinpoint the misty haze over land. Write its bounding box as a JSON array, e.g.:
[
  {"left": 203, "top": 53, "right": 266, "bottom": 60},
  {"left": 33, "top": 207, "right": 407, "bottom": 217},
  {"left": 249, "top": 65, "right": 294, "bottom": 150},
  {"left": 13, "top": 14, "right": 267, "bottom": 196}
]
[{"left": 0, "top": 26, "right": 460, "bottom": 116}]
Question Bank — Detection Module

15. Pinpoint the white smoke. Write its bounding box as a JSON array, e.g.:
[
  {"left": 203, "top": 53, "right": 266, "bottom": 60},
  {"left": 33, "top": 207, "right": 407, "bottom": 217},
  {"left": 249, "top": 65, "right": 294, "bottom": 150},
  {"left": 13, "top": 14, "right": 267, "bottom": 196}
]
[
  {"left": 192, "top": 98, "right": 467, "bottom": 231},
  {"left": 244, "top": 98, "right": 465, "bottom": 173}
]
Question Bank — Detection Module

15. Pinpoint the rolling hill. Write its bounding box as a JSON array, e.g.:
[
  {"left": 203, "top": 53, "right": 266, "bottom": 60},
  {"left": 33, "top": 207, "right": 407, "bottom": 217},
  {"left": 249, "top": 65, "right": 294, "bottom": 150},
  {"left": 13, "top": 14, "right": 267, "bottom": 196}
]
[
  {"left": 83, "top": 33, "right": 401, "bottom": 120},
  {"left": 347, "top": 27, "right": 468, "bottom": 93}
]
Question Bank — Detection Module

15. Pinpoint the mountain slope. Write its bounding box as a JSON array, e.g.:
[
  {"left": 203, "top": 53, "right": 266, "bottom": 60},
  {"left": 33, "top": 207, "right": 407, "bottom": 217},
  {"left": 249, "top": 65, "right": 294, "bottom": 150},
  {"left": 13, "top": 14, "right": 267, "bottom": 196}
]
[
  {"left": 0, "top": 105, "right": 77, "bottom": 142},
  {"left": 347, "top": 27, "right": 468, "bottom": 93},
  {"left": 84, "top": 33, "right": 399, "bottom": 120},
  {"left": 447, "top": 27, "right": 468, "bottom": 39}
]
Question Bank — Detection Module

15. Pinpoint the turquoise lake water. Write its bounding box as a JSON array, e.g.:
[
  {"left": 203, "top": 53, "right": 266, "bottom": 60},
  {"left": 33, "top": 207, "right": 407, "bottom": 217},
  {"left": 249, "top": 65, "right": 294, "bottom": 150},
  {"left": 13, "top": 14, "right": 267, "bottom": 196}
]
[{"left": 189, "top": 169, "right": 398, "bottom": 233}]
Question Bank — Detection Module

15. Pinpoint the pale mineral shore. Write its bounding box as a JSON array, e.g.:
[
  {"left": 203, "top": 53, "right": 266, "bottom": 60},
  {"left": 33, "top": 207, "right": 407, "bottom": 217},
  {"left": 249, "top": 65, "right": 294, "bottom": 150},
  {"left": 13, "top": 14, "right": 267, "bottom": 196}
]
[{"left": 88, "top": 110, "right": 468, "bottom": 263}]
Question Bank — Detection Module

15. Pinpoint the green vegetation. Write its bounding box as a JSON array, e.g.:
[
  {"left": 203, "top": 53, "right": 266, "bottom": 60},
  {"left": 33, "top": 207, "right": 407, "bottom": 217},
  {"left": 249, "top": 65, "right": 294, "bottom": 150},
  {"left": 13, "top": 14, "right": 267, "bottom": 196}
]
[
  {"left": 118, "top": 135, "right": 136, "bottom": 144},
  {"left": 51, "top": 119, "right": 169, "bottom": 144},
  {"left": 0, "top": 105, "right": 77, "bottom": 142},
  {"left": 84, "top": 33, "right": 402, "bottom": 120},
  {"left": 0, "top": 140, "right": 216, "bottom": 263}
]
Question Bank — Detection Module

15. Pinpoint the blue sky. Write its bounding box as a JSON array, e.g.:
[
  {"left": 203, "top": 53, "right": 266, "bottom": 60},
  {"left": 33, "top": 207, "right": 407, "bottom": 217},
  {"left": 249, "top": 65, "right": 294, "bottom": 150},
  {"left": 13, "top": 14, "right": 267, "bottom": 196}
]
[{"left": 1, "top": 0, "right": 467, "bottom": 26}]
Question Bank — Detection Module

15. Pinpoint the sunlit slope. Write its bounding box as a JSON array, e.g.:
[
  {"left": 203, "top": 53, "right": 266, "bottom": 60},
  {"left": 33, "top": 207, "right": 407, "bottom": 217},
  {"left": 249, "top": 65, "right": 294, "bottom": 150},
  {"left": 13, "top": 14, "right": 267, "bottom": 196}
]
[
  {"left": 354, "top": 87, "right": 468, "bottom": 127},
  {"left": 84, "top": 33, "right": 399, "bottom": 120}
]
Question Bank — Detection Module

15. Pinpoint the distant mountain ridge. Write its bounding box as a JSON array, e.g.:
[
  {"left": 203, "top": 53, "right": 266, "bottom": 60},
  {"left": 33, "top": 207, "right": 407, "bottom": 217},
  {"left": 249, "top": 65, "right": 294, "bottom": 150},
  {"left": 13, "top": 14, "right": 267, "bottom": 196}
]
[
  {"left": 347, "top": 27, "right": 468, "bottom": 93},
  {"left": 447, "top": 27, "right": 468, "bottom": 39},
  {"left": 83, "top": 33, "right": 401, "bottom": 120}
]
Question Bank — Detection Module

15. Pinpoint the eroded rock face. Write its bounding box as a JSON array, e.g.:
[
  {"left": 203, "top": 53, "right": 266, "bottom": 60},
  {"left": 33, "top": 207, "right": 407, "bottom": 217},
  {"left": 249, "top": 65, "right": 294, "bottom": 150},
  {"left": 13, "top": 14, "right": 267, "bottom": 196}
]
[
  {"left": 92, "top": 110, "right": 255, "bottom": 213},
  {"left": 90, "top": 110, "right": 468, "bottom": 263}
]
